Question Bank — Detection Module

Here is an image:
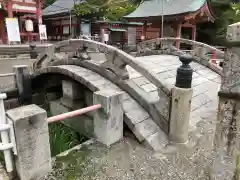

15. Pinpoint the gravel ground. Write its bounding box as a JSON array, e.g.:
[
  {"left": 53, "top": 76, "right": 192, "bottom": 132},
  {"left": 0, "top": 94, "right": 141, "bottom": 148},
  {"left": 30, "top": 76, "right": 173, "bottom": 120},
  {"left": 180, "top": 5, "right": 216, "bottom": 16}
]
[
  {"left": 42, "top": 103, "right": 218, "bottom": 180},
  {"left": 0, "top": 58, "right": 35, "bottom": 92},
  {"left": 42, "top": 136, "right": 214, "bottom": 180},
  {"left": 0, "top": 163, "right": 8, "bottom": 180},
  {"left": 41, "top": 100, "right": 238, "bottom": 180}
]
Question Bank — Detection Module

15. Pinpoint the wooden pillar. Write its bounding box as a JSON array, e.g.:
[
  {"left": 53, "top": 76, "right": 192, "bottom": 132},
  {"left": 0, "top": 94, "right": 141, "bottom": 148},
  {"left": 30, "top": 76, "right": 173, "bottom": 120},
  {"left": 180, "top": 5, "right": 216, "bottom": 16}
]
[
  {"left": 141, "top": 22, "right": 144, "bottom": 41},
  {"left": 60, "top": 19, "right": 62, "bottom": 40},
  {"left": 176, "top": 24, "right": 182, "bottom": 49},
  {"left": 6, "top": 0, "right": 13, "bottom": 44},
  {"left": 192, "top": 25, "right": 196, "bottom": 50},
  {"left": 159, "top": 21, "right": 161, "bottom": 38},
  {"left": 7, "top": 0, "right": 13, "bottom": 18},
  {"left": 192, "top": 25, "right": 196, "bottom": 41},
  {"left": 142, "top": 21, "right": 147, "bottom": 41},
  {"left": 0, "top": 11, "right": 5, "bottom": 44},
  {"left": 36, "top": 0, "right": 42, "bottom": 42},
  {"left": 36, "top": 0, "right": 42, "bottom": 25}
]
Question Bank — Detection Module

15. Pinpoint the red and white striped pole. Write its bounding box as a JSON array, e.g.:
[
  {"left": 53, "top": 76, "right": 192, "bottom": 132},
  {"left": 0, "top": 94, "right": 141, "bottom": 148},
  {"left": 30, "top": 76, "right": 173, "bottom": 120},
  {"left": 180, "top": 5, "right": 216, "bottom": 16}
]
[{"left": 47, "top": 104, "right": 102, "bottom": 124}]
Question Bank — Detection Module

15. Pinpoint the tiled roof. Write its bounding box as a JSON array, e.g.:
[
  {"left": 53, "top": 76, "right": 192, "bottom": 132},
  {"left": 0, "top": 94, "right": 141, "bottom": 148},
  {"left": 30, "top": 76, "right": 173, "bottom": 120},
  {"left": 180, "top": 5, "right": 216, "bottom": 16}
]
[
  {"left": 124, "top": 0, "right": 207, "bottom": 18},
  {"left": 43, "top": 0, "right": 83, "bottom": 16}
]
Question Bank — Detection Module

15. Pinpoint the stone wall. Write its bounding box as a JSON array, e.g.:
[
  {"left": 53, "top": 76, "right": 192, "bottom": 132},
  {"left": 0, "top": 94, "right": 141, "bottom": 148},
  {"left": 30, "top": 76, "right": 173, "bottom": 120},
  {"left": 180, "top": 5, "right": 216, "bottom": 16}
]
[
  {"left": 0, "top": 44, "right": 51, "bottom": 58},
  {"left": 213, "top": 22, "right": 240, "bottom": 179}
]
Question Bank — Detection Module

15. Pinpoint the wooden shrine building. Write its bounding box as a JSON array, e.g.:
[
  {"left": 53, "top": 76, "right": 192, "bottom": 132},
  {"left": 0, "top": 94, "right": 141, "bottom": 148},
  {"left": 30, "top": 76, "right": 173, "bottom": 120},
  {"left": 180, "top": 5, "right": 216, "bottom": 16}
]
[
  {"left": 0, "top": 0, "right": 44, "bottom": 44},
  {"left": 43, "top": 0, "right": 143, "bottom": 45},
  {"left": 124, "top": 0, "right": 215, "bottom": 48}
]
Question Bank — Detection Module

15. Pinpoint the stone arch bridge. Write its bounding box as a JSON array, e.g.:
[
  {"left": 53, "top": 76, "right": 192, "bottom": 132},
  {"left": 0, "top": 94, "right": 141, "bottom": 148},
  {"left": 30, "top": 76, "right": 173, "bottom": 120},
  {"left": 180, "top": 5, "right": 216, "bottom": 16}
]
[{"left": 3, "top": 38, "right": 222, "bottom": 151}]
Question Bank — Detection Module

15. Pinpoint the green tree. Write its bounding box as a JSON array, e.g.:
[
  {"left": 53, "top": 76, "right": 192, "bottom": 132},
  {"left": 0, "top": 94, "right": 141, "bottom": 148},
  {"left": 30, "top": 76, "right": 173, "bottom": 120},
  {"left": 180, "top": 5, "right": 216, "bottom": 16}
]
[
  {"left": 73, "top": 0, "right": 140, "bottom": 20},
  {"left": 104, "top": 4, "right": 138, "bottom": 20},
  {"left": 73, "top": 0, "right": 141, "bottom": 36},
  {"left": 197, "top": 1, "right": 240, "bottom": 45},
  {"left": 215, "top": 3, "right": 240, "bottom": 42},
  {"left": 44, "top": 0, "right": 56, "bottom": 7}
]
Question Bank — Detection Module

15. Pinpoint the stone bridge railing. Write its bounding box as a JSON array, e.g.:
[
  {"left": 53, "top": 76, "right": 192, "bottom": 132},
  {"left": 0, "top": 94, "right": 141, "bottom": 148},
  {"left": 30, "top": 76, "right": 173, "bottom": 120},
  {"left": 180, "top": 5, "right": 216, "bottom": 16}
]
[
  {"left": 137, "top": 37, "right": 224, "bottom": 76},
  {"left": 35, "top": 39, "right": 171, "bottom": 95},
  {"left": 0, "top": 44, "right": 52, "bottom": 58}
]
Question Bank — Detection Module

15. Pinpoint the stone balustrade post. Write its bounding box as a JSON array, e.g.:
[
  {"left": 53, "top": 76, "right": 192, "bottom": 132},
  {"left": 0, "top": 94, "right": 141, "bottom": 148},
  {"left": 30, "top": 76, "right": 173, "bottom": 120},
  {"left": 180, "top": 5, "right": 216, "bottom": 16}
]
[
  {"left": 136, "top": 43, "right": 141, "bottom": 54},
  {"left": 199, "top": 46, "right": 208, "bottom": 59},
  {"left": 169, "top": 54, "right": 193, "bottom": 144},
  {"left": 93, "top": 90, "right": 123, "bottom": 146},
  {"left": 61, "top": 80, "right": 84, "bottom": 107},
  {"left": 6, "top": 104, "right": 52, "bottom": 180},
  {"left": 212, "top": 22, "right": 240, "bottom": 179},
  {"left": 13, "top": 65, "right": 32, "bottom": 105},
  {"left": 29, "top": 44, "right": 38, "bottom": 59}
]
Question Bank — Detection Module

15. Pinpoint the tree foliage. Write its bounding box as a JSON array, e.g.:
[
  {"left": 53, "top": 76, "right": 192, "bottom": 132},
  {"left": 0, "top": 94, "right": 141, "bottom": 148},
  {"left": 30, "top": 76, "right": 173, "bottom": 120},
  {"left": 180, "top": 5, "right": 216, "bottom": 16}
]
[
  {"left": 44, "top": 0, "right": 56, "bottom": 7},
  {"left": 73, "top": 0, "right": 140, "bottom": 20},
  {"left": 198, "top": 1, "right": 240, "bottom": 45},
  {"left": 215, "top": 3, "right": 240, "bottom": 41}
]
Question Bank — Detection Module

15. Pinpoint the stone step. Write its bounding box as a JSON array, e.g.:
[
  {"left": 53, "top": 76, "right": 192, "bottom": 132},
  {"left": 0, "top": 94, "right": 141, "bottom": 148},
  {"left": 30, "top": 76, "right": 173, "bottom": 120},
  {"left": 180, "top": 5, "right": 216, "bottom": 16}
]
[{"left": 122, "top": 97, "right": 168, "bottom": 151}]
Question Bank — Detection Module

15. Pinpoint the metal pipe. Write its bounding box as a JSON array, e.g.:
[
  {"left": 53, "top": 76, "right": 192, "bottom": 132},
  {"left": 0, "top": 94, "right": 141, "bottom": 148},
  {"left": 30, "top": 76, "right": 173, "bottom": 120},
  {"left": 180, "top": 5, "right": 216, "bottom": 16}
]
[
  {"left": 0, "top": 73, "right": 15, "bottom": 77},
  {"left": 0, "top": 93, "right": 14, "bottom": 174},
  {"left": 69, "top": 10, "right": 72, "bottom": 37},
  {"left": 47, "top": 104, "right": 102, "bottom": 124},
  {"left": 161, "top": 0, "right": 164, "bottom": 38}
]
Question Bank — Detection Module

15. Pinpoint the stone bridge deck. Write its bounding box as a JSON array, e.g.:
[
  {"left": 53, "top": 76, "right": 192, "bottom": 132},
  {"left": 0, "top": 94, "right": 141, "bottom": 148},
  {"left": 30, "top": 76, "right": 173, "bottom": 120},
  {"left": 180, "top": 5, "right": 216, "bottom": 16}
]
[
  {"left": 88, "top": 53, "right": 220, "bottom": 131},
  {"left": 130, "top": 55, "right": 220, "bottom": 130}
]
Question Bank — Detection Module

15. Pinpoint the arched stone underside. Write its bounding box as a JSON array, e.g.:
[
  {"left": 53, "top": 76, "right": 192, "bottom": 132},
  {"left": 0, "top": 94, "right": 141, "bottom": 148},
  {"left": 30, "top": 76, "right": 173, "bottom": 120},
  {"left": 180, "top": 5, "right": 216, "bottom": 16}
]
[
  {"left": 32, "top": 65, "right": 168, "bottom": 151},
  {"left": 137, "top": 37, "right": 224, "bottom": 76}
]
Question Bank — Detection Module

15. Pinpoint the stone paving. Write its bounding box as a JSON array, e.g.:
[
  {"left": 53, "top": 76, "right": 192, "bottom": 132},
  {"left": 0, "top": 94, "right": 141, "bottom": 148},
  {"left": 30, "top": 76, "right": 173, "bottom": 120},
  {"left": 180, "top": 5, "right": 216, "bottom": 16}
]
[
  {"left": 0, "top": 163, "right": 8, "bottom": 180},
  {"left": 129, "top": 55, "right": 220, "bottom": 132}
]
